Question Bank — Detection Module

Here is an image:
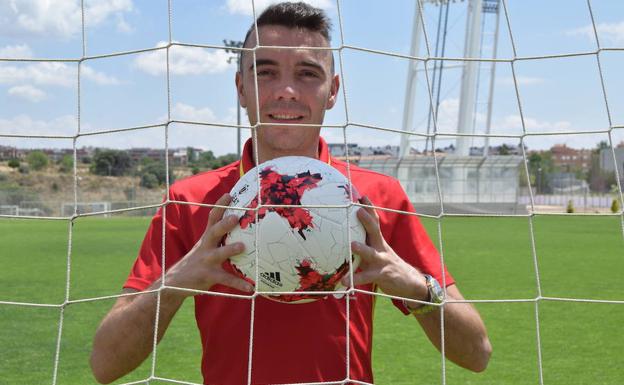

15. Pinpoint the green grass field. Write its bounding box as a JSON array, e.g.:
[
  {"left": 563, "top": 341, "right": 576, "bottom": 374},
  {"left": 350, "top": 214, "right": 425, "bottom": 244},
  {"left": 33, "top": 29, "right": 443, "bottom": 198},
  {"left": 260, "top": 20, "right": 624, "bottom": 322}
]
[{"left": 1, "top": 215, "right": 622, "bottom": 385}]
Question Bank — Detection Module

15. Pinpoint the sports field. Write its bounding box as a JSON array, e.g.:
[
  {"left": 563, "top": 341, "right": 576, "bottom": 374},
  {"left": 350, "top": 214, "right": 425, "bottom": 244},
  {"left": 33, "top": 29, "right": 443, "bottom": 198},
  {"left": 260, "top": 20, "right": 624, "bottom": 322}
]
[{"left": 0, "top": 215, "right": 622, "bottom": 385}]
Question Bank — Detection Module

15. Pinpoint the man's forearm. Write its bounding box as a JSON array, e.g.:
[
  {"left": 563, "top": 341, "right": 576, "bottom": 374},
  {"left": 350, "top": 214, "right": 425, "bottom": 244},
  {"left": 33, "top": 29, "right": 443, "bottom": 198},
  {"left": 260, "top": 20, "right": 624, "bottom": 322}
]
[
  {"left": 415, "top": 285, "right": 492, "bottom": 372},
  {"left": 90, "top": 282, "right": 186, "bottom": 384}
]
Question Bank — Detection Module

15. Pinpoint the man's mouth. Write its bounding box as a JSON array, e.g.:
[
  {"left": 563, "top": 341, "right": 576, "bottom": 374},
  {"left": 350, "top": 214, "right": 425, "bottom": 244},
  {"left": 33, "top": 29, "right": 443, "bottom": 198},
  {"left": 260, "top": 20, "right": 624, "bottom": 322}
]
[{"left": 267, "top": 113, "right": 304, "bottom": 121}]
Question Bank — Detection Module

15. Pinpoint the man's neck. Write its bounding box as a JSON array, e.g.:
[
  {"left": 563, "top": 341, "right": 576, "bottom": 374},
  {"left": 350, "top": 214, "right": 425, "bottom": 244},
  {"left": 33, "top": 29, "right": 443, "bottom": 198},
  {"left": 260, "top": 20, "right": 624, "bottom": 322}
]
[{"left": 257, "top": 147, "right": 319, "bottom": 164}]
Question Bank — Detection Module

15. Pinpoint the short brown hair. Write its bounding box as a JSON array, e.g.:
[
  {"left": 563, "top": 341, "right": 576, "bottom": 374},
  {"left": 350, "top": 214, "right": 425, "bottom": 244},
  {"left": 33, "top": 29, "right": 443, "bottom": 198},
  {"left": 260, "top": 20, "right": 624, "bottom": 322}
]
[
  {"left": 239, "top": 2, "right": 334, "bottom": 74},
  {"left": 242, "top": 2, "right": 332, "bottom": 48}
]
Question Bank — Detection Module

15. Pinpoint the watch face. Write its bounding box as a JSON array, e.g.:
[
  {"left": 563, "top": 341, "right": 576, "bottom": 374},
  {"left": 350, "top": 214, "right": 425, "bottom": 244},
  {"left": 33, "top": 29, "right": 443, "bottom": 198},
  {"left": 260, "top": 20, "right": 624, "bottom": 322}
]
[{"left": 428, "top": 276, "right": 445, "bottom": 303}]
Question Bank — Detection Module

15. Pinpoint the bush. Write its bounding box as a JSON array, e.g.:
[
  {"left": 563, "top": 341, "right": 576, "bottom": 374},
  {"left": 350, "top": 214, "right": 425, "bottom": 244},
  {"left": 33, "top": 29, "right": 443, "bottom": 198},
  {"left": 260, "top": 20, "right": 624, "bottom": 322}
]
[
  {"left": 191, "top": 152, "right": 238, "bottom": 171},
  {"left": 26, "top": 151, "right": 49, "bottom": 171},
  {"left": 58, "top": 154, "right": 74, "bottom": 173},
  {"left": 18, "top": 164, "right": 29, "bottom": 174},
  {"left": 139, "top": 161, "right": 174, "bottom": 188},
  {"left": 140, "top": 173, "right": 159, "bottom": 189},
  {"left": 8, "top": 158, "right": 20, "bottom": 169},
  {"left": 566, "top": 200, "right": 575, "bottom": 213},
  {"left": 90, "top": 150, "right": 133, "bottom": 176},
  {"left": 612, "top": 199, "right": 621, "bottom": 214}
]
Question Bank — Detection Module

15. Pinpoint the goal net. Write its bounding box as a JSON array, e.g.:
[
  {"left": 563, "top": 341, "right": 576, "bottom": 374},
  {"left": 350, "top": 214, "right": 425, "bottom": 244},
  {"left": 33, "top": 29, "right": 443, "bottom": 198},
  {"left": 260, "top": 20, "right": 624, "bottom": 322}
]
[{"left": 0, "top": 1, "right": 622, "bottom": 385}]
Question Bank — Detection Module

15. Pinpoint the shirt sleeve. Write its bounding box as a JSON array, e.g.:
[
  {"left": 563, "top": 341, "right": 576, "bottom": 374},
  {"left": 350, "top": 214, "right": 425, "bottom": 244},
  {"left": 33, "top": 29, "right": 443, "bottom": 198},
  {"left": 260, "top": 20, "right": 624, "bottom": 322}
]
[
  {"left": 124, "top": 189, "right": 188, "bottom": 291},
  {"left": 381, "top": 178, "right": 454, "bottom": 315}
]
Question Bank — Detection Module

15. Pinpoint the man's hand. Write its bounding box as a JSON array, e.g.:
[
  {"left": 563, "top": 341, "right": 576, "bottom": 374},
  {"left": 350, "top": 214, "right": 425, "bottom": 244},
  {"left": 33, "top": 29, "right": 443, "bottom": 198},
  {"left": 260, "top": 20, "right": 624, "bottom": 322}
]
[
  {"left": 165, "top": 193, "right": 254, "bottom": 295},
  {"left": 343, "top": 196, "right": 429, "bottom": 303}
]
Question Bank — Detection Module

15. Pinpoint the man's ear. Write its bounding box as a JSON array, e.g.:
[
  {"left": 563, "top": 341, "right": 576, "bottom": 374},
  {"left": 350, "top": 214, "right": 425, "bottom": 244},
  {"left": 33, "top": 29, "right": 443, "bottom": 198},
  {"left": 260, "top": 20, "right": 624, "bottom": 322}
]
[
  {"left": 235, "top": 71, "right": 247, "bottom": 108},
  {"left": 325, "top": 74, "right": 340, "bottom": 110}
]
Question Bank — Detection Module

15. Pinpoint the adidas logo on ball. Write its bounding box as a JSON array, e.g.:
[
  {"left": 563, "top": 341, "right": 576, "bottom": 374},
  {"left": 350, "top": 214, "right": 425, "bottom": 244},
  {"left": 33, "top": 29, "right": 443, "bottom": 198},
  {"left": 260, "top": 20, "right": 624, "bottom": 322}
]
[{"left": 260, "top": 272, "right": 283, "bottom": 287}]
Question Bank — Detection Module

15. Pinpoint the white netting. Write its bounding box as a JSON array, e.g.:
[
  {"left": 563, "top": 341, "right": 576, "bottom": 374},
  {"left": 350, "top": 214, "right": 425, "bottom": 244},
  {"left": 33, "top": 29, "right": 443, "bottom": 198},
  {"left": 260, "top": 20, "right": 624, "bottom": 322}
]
[{"left": 1, "top": 1, "right": 623, "bottom": 385}]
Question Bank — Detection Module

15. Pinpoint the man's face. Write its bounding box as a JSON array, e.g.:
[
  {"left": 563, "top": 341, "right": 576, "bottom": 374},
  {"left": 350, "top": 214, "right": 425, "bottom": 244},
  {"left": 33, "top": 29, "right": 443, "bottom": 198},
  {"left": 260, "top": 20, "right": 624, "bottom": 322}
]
[{"left": 236, "top": 25, "right": 339, "bottom": 160}]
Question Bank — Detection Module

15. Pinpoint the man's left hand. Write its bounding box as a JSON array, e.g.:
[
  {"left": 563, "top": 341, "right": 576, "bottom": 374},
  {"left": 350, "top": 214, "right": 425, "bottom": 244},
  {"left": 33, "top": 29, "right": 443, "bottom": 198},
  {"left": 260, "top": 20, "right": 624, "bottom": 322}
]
[{"left": 342, "top": 196, "right": 429, "bottom": 303}]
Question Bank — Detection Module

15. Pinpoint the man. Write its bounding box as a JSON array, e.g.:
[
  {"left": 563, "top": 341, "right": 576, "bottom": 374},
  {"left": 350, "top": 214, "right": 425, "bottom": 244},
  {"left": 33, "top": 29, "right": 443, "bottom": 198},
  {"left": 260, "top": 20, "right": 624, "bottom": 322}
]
[{"left": 90, "top": 3, "right": 491, "bottom": 384}]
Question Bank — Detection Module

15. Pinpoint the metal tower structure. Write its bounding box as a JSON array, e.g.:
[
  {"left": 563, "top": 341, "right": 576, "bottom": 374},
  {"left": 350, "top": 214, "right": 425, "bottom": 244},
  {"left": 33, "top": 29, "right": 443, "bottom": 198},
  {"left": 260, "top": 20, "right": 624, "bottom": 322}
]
[{"left": 400, "top": 0, "right": 502, "bottom": 158}]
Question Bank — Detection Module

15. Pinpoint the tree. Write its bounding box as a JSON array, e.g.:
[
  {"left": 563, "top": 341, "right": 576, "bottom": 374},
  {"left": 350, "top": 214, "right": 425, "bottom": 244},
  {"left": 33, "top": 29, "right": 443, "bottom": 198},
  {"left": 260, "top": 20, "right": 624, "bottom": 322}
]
[
  {"left": 7, "top": 158, "right": 20, "bottom": 169},
  {"left": 90, "top": 150, "right": 134, "bottom": 176},
  {"left": 186, "top": 147, "right": 200, "bottom": 163},
  {"left": 140, "top": 173, "right": 159, "bottom": 189},
  {"left": 26, "top": 151, "right": 49, "bottom": 171},
  {"left": 190, "top": 151, "right": 237, "bottom": 171},
  {"left": 139, "top": 161, "right": 174, "bottom": 188},
  {"left": 596, "top": 140, "right": 610, "bottom": 151},
  {"left": 527, "top": 151, "right": 555, "bottom": 193},
  {"left": 210, "top": 154, "right": 238, "bottom": 169},
  {"left": 194, "top": 150, "right": 215, "bottom": 169},
  {"left": 139, "top": 156, "right": 154, "bottom": 167},
  {"left": 59, "top": 154, "right": 74, "bottom": 173}
]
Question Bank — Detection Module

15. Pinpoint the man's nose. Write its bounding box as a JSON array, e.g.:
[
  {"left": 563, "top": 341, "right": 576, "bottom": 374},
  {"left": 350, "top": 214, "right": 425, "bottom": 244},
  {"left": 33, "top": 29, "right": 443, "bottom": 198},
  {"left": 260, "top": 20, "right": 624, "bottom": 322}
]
[{"left": 274, "top": 77, "right": 299, "bottom": 101}]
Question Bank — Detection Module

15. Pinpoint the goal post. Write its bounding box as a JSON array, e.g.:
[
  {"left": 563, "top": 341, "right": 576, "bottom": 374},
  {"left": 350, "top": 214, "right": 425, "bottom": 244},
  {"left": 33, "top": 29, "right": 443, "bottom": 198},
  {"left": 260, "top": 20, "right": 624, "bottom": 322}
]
[
  {"left": 61, "top": 202, "right": 112, "bottom": 217},
  {"left": 0, "top": 205, "right": 19, "bottom": 216}
]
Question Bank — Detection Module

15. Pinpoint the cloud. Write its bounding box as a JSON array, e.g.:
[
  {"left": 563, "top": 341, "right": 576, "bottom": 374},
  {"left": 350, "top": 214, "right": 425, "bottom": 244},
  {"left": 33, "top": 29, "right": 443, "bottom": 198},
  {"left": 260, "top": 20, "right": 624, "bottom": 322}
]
[
  {"left": 8, "top": 85, "right": 46, "bottom": 102},
  {"left": 497, "top": 114, "right": 572, "bottom": 132},
  {"left": 81, "top": 65, "right": 121, "bottom": 85},
  {"left": 567, "top": 21, "right": 624, "bottom": 46},
  {"left": 0, "top": 54, "right": 120, "bottom": 88},
  {"left": 0, "top": 114, "right": 77, "bottom": 136},
  {"left": 167, "top": 102, "right": 218, "bottom": 122},
  {"left": 0, "top": 0, "right": 133, "bottom": 39},
  {"left": 134, "top": 42, "right": 236, "bottom": 76},
  {"left": 116, "top": 14, "right": 133, "bottom": 33},
  {"left": 225, "top": 0, "right": 333, "bottom": 16},
  {"left": 0, "top": 62, "right": 76, "bottom": 87},
  {"left": 414, "top": 98, "right": 483, "bottom": 133},
  {"left": 0, "top": 44, "right": 34, "bottom": 59},
  {"left": 86, "top": 0, "right": 134, "bottom": 26}
]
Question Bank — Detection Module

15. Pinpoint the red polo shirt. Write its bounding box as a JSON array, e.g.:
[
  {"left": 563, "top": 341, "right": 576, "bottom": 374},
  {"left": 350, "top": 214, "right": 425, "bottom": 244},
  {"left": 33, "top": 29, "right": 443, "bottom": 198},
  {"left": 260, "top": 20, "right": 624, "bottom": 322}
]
[{"left": 125, "top": 138, "right": 454, "bottom": 385}]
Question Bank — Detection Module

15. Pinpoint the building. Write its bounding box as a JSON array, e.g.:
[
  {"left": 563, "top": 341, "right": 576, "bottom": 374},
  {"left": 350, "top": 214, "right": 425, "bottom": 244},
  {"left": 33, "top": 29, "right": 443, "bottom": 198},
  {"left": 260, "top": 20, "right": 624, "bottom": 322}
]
[
  {"left": 599, "top": 142, "right": 624, "bottom": 181},
  {"left": 550, "top": 144, "right": 592, "bottom": 173},
  {"left": 0, "top": 146, "right": 18, "bottom": 160},
  {"left": 328, "top": 143, "right": 401, "bottom": 158}
]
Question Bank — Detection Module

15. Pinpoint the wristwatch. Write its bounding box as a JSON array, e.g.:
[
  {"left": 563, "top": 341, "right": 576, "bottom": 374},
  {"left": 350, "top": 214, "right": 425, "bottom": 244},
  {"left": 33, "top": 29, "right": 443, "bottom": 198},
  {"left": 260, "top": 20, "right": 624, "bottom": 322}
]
[{"left": 404, "top": 274, "right": 445, "bottom": 315}]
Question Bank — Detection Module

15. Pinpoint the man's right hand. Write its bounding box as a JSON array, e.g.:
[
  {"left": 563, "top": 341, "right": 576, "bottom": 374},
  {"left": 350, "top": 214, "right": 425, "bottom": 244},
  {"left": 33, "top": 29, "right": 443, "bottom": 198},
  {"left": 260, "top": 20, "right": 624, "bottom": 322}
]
[
  {"left": 165, "top": 193, "right": 254, "bottom": 295},
  {"left": 90, "top": 193, "right": 252, "bottom": 384}
]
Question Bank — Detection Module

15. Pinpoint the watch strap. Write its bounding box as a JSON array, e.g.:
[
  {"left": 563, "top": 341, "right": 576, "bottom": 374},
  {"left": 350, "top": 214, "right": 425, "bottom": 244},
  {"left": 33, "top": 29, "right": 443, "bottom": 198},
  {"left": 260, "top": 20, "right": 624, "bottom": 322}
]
[{"left": 404, "top": 274, "right": 443, "bottom": 315}]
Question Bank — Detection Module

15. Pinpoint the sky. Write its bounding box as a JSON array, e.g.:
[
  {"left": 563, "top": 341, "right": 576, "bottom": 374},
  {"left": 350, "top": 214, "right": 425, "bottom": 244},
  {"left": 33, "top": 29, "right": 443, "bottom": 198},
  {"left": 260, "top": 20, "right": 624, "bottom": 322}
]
[{"left": 0, "top": 0, "right": 623, "bottom": 156}]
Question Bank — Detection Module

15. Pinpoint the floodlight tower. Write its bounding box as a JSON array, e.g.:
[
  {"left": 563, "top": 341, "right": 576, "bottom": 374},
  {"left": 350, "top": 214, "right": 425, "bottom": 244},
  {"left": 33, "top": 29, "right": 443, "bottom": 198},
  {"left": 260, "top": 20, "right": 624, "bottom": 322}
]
[
  {"left": 455, "top": 0, "right": 484, "bottom": 156},
  {"left": 400, "top": 0, "right": 501, "bottom": 158}
]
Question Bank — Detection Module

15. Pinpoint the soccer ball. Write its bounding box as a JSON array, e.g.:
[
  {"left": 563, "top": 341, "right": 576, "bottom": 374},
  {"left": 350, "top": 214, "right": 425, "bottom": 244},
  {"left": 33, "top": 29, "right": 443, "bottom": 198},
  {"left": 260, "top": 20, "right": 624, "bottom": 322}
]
[{"left": 224, "top": 156, "right": 366, "bottom": 303}]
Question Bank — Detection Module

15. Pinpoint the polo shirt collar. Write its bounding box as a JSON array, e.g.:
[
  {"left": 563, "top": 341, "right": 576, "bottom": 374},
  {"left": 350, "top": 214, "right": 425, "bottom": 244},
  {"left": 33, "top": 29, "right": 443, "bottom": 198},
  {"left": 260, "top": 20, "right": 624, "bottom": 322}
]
[{"left": 239, "top": 137, "right": 331, "bottom": 175}]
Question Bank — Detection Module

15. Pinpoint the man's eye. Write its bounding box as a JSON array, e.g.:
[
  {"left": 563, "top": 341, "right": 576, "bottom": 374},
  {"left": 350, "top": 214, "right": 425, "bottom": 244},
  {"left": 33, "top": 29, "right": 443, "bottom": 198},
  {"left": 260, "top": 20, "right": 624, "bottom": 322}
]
[
  {"left": 301, "top": 71, "right": 319, "bottom": 78},
  {"left": 257, "top": 69, "right": 273, "bottom": 77}
]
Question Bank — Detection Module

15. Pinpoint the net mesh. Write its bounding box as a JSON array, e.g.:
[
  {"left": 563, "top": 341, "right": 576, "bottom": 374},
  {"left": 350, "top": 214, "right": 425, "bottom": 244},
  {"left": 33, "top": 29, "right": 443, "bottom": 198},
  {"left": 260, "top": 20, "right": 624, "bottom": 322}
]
[{"left": 0, "top": 0, "right": 623, "bottom": 384}]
